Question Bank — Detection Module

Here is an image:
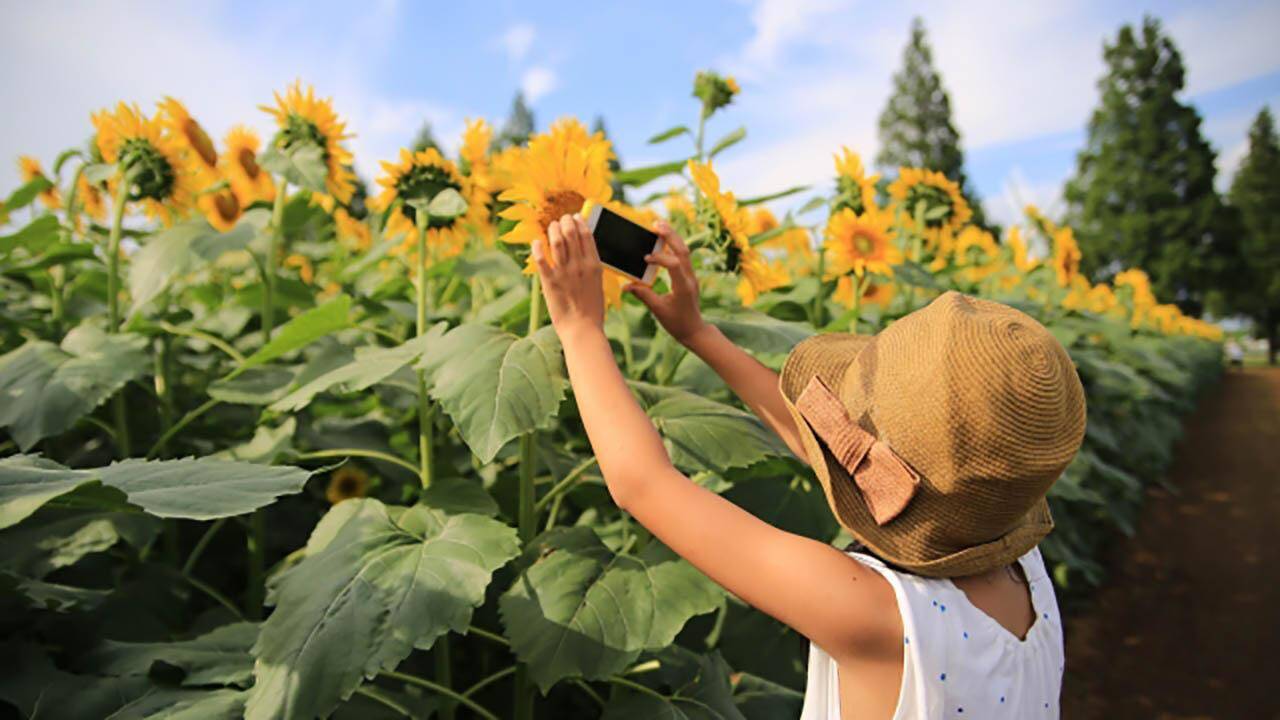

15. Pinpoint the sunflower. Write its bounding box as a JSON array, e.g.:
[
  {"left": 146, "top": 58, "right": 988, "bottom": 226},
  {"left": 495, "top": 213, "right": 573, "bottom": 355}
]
[
  {"left": 688, "top": 160, "right": 751, "bottom": 251},
  {"left": 75, "top": 172, "right": 107, "bottom": 224},
  {"left": 260, "top": 80, "right": 355, "bottom": 203},
  {"left": 1006, "top": 226, "right": 1038, "bottom": 272},
  {"left": 283, "top": 253, "right": 315, "bottom": 284},
  {"left": 749, "top": 206, "right": 814, "bottom": 271},
  {"left": 221, "top": 126, "right": 275, "bottom": 206},
  {"left": 158, "top": 97, "right": 219, "bottom": 184},
  {"left": 664, "top": 188, "right": 695, "bottom": 225},
  {"left": 953, "top": 225, "right": 1000, "bottom": 283},
  {"left": 18, "top": 156, "right": 61, "bottom": 210},
  {"left": 325, "top": 465, "right": 369, "bottom": 504},
  {"left": 832, "top": 147, "right": 879, "bottom": 215},
  {"left": 373, "top": 147, "right": 472, "bottom": 267},
  {"left": 333, "top": 207, "right": 372, "bottom": 252},
  {"left": 1060, "top": 274, "right": 1092, "bottom": 311},
  {"left": 198, "top": 184, "right": 242, "bottom": 232},
  {"left": 833, "top": 275, "right": 896, "bottom": 309},
  {"left": 736, "top": 252, "right": 790, "bottom": 306},
  {"left": 687, "top": 160, "right": 787, "bottom": 303},
  {"left": 460, "top": 118, "right": 493, "bottom": 174},
  {"left": 1084, "top": 282, "right": 1118, "bottom": 315},
  {"left": 499, "top": 118, "right": 614, "bottom": 250},
  {"left": 1050, "top": 226, "right": 1081, "bottom": 287},
  {"left": 693, "top": 70, "right": 740, "bottom": 116},
  {"left": 888, "top": 167, "right": 971, "bottom": 233},
  {"left": 91, "top": 102, "right": 196, "bottom": 225},
  {"left": 823, "top": 206, "right": 902, "bottom": 279},
  {"left": 459, "top": 118, "right": 500, "bottom": 243}
]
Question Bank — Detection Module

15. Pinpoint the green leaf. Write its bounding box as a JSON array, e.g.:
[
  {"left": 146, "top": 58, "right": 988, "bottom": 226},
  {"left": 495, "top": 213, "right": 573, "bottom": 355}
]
[
  {"left": 732, "top": 672, "right": 803, "bottom": 720},
  {"left": 797, "top": 195, "right": 829, "bottom": 214},
  {"left": 722, "top": 477, "right": 838, "bottom": 542},
  {"left": 427, "top": 187, "right": 468, "bottom": 220},
  {"left": 602, "top": 647, "right": 744, "bottom": 720},
  {"left": 0, "top": 216, "right": 62, "bottom": 258},
  {"left": 1, "top": 177, "right": 54, "bottom": 214},
  {"left": 128, "top": 219, "right": 256, "bottom": 313},
  {"left": 260, "top": 143, "right": 328, "bottom": 195},
  {"left": 418, "top": 324, "right": 567, "bottom": 463},
  {"left": 270, "top": 329, "right": 443, "bottom": 413},
  {"left": 0, "top": 504, "right": 161, "bottom": 578},
  {"left": 213, "top": 418, "right": 297, "bottom": 464},
  {"left": 420, "top": 477, "right": 499, "bottom": 517},
  {"left": 0, "top": 455, "right": 312, "bottom": 527},
  {"left": 53, "top": 149, "right": 84, "bottom": 176},
  {"left": 499, "top": 527, "right": 722, "bottom": 692},
  {"left": 704, "top": 309, "right": 813, "bottom": 354},
  {"left": 893, "top": 260, "right": 943, "bottom": 289},
  {"left": 12, "top": 577, "right": 112, "bottom": 613},
  {"left": 615, "top": 159, "right": 689, "bottom": 188},
  {"left": 241, "top": 295, "right": 353, "bottom": 370},
  {"left": 647, "top": 125, "right": 692, "bottom": 144},
  {"left": 645, "top": 389, "right": 788, "bottom": 473},
  {"left": 5, "top": 242, "right": 98, "bottom": 273},
  {"left": 246, "top": 499, "right": 519, "bottom": 720},
  {"left": 0, "top": 325, "right": 149, "bottom": 451},
  {"left": 83, "top": 162, "right": 117, "bottom": 185},
  {"left": 208, "top": 366, "right": 298, "bottom": 405},
  {"left": 708, "top": 126, "right": 747, "bottom": 158},
  {"left": 80, "top": 622, "right": 258, "bottom": 688},
  {"left": 739, "top": 184, "right": 811, "bottom": 207}
]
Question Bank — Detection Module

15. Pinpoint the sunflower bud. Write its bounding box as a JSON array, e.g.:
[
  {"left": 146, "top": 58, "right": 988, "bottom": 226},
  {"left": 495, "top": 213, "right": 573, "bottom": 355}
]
[{"left": 693, "top": 70, "right": 740, "bottom": 118}]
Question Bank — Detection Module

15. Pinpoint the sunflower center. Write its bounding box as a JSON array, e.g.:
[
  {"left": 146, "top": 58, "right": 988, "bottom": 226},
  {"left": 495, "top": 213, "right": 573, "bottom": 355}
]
[
  {"left": 852, "top": 229, "right": 878, "bottom": 256},
  {"left": 537, "top": 190, "right": 586, "bottom": 230},
  {"left": 277, "top": 114, "right": 330, "bottom": 163},
  {"left": 119, "top": 138, "right": 176, "bottom": 201},
  {"left": 238, "top": 148, "right": 261, "bottom": 180},
  {"left": 214, "top": 190, "right": 240, "bottom": 222},
  {"left": 184, "top": 119, "right": 218, "bottom": 168},
  {"left": 396, "top": 164, "right": 463, "bottom": 229},
  {"left": 904, "top": 184, "right": 953, "bottom": 228}
]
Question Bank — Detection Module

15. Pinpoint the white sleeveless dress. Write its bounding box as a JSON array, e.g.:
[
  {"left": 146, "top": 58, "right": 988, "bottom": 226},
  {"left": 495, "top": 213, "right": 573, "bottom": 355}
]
[{"left": 799, "top": 546, "right": 1064, "bottom": 719}]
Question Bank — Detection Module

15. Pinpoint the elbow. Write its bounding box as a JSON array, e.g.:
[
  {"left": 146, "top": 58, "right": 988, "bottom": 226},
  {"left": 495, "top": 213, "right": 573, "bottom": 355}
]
[{"left": 599, "top": 459, "right": 661, "bottom": 514}]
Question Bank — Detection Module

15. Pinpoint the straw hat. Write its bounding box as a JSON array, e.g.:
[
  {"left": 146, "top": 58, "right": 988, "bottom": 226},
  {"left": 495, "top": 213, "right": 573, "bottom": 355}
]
[{"left": 779, "top": 291, "right": 1086, "bottom": 577}]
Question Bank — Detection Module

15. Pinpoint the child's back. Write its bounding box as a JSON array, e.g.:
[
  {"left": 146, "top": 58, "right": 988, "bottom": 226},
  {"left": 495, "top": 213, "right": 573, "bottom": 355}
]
[{"left": 802, "top": 546, "right": 1063, "bottom": 719}]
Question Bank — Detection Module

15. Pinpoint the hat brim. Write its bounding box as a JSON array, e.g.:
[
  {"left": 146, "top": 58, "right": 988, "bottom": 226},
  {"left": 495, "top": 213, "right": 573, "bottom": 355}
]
[{"left": 779, "top": 331, "right": 1054, "bottom": 577}]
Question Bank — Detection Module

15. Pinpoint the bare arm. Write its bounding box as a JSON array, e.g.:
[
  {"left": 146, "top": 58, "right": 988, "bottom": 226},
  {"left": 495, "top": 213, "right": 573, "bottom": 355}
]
[
  {"left": 532, "top": 215, "right": 899, "bottom": 663},
  {"left": 626, "top": 222, "right": 806, "bottom": 458}
]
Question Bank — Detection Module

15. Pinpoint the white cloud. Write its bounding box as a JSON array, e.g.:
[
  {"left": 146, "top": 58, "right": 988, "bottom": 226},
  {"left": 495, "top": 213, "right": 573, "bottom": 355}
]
[
  {"left": 521, "top": 66, "right": 558, "bottom": 103},
  {"left": 497, "top": 23, "right": 536, "bottom": 64},
  {"left": 732, "top": 0, "right": 851, "bottom": 78}
]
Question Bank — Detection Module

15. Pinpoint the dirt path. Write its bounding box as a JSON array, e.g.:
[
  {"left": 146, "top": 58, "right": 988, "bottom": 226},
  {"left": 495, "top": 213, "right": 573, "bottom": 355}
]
[{"left": 1061, "top": 367, "right": 1280, "bottom": 719}]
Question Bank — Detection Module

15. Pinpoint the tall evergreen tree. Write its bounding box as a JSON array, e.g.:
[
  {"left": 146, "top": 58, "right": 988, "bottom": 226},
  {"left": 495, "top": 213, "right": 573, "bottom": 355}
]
[
  {"left": 1226, "top": 107, "right": 1280, "bottom": 363},
  {"left": 592, "top": 115, "right": 626, "bottom": 203},
  {"left": 876, "top": 17, "right": 988, "bottom": 229},
  {"left": 411, "top": 121, "right": 440, "bottom": 153},
  {"left": 493, "top": 92, "right": 535, "bottom": 150},
  {"left": 1064, "top": 16, "right": 1222, "bottom": 312}
]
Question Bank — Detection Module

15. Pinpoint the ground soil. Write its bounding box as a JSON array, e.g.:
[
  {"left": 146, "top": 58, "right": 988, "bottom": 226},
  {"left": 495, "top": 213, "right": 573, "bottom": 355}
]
[{"left": 1061, "top": 367, "right": 1280, "bottom": 719}]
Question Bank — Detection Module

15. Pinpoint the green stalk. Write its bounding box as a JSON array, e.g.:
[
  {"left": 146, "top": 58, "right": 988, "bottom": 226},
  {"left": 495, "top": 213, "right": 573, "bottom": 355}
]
[
  {"left": 514, "top": 272, "right": 543, "bottom": 720},
  {"left": 695, "top": 108, "right": 708, "bottom": 161},
  {"left": 247, "top": 180, "right": 288, "bottom": 621},
  {"left": 415, "top": 211, "right": 435, "bottom": 490},
  {"left": 811, "top": 246, "right": 827, "bottom": 327},
  {"left": 106, "top": 175, "right": 132, "bottom": 458}
]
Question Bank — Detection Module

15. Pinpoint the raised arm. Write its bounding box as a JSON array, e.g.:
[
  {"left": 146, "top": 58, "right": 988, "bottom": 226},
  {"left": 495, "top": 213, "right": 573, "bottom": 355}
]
[
  {"left": 531, "top": 215, "right": 900, "bottom": 664},
  {"left": 626, "top": 222, "right": 807, "bottom": 458}
]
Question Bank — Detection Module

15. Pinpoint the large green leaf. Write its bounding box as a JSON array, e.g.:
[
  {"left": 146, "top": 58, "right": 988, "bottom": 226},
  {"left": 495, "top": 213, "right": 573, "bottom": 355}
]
[
  {"left": 270, "top": 328, "right": 442, "bottom": 413},
  {"left": 499, "top": 527, "right": 722, "bottom": 692},
  {"left": 647, "top": 125, "right": 691, "bottom": 144},
  {"left": 241, "top": 294, "right": 353, "bottom": 369},
  {"left": 645, "top": 388, "right": 788, "bottom": 472},
  {"left": 1, "top": 177, "right": 54, "bottom": 216},
  {"left": 704, "top": 308, "right": 813, "bottom": 354},
  {"left": 0, "top": 325, "right": 149, "bottom": 451},
  {"left": 722, "top": 476, "right": 839, "bottom": 542},
  {"left": 615, "top": 159, "right": 689, "bottom": 188},
  {"left": 0, "top": 504, "right": 161, "bottom": 578},
  {"left": 128, "top": 217, "right": 260, "bottom": 313},
  {"left": 0, "top": 455, "right": 312, "bottom": 528},
  {"left": 602, "top": 647, "right": 745, "bottom": 720},
  {"left": 731, "top": 672, "right": 803, "bottom": 720},
  {"left": 418, "top": 323, "right": 567, "bottom": 463},
  {"left": 260, "top": 143, "right": 328, "bottom": 195},
  {"left": 0, "top": 215, "right": 62, "bottom": 258},
  {"left": 80, "top": 622, "right": 258, "bottom": 688},
  {"left": 247, "top": 499, "right": 519, "bottom": 720}
]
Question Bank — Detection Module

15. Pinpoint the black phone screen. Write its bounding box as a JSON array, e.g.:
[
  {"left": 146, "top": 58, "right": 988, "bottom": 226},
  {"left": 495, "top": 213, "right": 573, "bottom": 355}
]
[{"left": 593, "top": 207, "right": 657, "bottom": 279}]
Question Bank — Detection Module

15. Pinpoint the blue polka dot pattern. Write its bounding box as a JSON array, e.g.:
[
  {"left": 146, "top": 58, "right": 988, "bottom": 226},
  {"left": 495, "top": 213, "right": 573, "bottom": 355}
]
[
  {"left": 999, "top": 696, "right": 1005, "bottom": 704},
  {"left": 963, "top": 631, "right": 969, "bottom": 639},
  {"left": 940, "top": 673, "right": 946, "bottom": 681}
]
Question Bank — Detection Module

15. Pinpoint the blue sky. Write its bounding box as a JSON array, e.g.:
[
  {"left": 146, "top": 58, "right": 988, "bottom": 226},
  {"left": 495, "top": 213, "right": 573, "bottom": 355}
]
[{"left": 3, "top": 0, "right": 1278, "bottom": 227}]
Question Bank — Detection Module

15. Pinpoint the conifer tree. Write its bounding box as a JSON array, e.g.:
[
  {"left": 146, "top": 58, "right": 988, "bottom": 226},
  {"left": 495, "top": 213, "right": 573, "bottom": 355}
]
[
  {"left": 411, "top": 121, "right": 440, "bottom": 153},
  {"left": 1064, "top": 16, "right": 1222, "bottom": 312},
  {"left": 1226, "top": 107, "right": 1280, "bottom": 362},
  {"left": 493, "top": 92, "right": 535, "bottom": 150},
  {"left": 876, "top": 17, "right": 988, "bottom": 228}
]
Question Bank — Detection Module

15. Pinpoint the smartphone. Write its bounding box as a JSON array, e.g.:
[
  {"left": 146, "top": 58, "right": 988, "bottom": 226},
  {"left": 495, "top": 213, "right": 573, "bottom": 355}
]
[{"left": 586, "top": 205, "right": 662, "bottom": 284}]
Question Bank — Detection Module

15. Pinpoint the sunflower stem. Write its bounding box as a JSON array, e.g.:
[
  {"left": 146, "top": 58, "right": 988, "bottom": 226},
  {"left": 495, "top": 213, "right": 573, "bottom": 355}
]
[
  {"left": 247, "top": 180, "right": 287, "bottom": 622},
  {"left": 106, "top": 175, "right": 132, "bottom": 458},
  {"left": 414, "top": 211, "right": 435, "bottom": 490},
  {"left": 812, "top": 246, "right": 827, "bottom": 327},
  {"left": 514, "top": 273, "right": 543, "bottom": 720}
]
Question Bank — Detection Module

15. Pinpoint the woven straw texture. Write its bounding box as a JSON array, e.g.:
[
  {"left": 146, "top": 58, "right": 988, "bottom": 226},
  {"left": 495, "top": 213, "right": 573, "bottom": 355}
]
[{"left": 779, "top": 291, "right": 1086, "bottom": 577}]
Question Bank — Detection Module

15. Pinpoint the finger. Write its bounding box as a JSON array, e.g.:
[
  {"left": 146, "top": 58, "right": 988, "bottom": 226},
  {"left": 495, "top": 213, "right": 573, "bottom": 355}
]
[
  {"left": 644, "top": 250, "right": 683, "bottom": 270},
  {"left": 558, "top": 215, "right": 580, "bottom": 263},
  {"left": 530, "top": 237, "right": 553, "bottom": 279},
  {"left": 548, "top": 219, "right": 568, "bottom": 267},
  {"left": 574, "top": 215, "right": 599, "bottom": 262},
  {"left": 654, "top": 220, "right": 690, "bottom": 256},
  {"left": 624, "top": 283, "right": 662, "bottom": 308}
]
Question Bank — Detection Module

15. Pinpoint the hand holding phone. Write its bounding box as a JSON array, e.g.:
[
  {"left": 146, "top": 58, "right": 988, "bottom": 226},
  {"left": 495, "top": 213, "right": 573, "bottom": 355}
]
[{"left": 623, "top": 221, "right": 710, "bottom": 346}]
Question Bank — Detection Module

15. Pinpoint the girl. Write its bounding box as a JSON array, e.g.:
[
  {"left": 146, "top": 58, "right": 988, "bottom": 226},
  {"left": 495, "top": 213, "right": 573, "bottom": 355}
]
[{"left": 531, "top": 213, "right": 1086, "bottom": 719}]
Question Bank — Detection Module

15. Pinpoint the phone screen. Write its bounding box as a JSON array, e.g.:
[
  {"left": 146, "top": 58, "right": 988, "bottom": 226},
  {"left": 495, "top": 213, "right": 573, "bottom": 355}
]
[{"left": 593, "top": 207, "right": 657, "bottom": 279}]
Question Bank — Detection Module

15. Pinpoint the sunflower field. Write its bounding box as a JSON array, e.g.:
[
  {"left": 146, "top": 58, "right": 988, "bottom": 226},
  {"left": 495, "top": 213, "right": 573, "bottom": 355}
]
[{"left": 0, "top": 73, "right": 1221, "bottom": 720}]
